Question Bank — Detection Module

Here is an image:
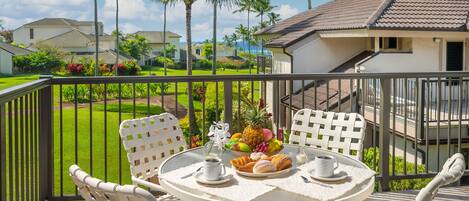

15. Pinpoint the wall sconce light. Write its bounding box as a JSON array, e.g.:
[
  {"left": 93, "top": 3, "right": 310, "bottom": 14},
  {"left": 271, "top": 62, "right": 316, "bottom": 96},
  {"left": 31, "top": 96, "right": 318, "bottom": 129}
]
[{"left": 433, "top": 38, "right": 441, "bottom": 43}]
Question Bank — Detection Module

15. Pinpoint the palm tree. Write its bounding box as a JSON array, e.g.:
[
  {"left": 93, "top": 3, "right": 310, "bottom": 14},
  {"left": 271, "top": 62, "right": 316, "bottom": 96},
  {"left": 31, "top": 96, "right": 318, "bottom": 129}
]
[
  {"left": 267, "top": 12, "right": 281, "bottom": 25},
  {"left": 206, "top": 0, "right": 238, "bottom": 75},
  {"left": 230, "top": 32, "right": 239, "bottom": 56},
  {"left": 165, "top": 0, "right": 199, "bottom": 141},
  {"left": 94, "top": 0, "right": 99, "bottom": 76},
  {"left": 253, "top": 0, "right": 274, "bottom": 55},
  {"left": 115, "top": 0, "right": 120, "bottom": 75},
  {"left": 308, "top": 0, "right": 312, "bottom": 10},
  {"left": 154, "top": 0, "right": 172, "bottom": 76},
  {"left": 235, "top": 24, "right": 249, "bottom": 52},
  {"left": 233, "top": 0, "right": 256, "bottom": 74}
]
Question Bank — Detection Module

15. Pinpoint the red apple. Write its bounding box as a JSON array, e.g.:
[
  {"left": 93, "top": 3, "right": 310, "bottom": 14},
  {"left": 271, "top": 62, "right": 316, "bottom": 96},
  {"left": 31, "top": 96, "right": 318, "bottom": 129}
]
[{"left": 263, "top": 128, "right": 273, "bottom": 142}]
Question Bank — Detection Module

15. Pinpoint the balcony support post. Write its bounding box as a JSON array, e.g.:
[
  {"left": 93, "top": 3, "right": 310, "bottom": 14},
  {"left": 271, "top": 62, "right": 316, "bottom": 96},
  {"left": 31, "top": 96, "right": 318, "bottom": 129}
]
[
  {"left": 224, "top": 81, "right": 233, "bottom": 133},
  {"left": 0, "top": 102, "right": 6, "bottom": 201},
  {"left": 38, "top": 76, "right": 53, "bottom": 201},
  {"left": 379, "top": 78, "right": 391, "bottom": 192}
]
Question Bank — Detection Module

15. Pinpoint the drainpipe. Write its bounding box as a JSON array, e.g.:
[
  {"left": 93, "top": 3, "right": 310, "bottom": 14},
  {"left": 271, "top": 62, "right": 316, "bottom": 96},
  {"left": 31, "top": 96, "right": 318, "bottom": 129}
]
[
  {"left": 282, "top": 47, "right": 294, "bottom": 130},
  {"left": 283, "top": 47, "right": 293, "bottom": 74}
]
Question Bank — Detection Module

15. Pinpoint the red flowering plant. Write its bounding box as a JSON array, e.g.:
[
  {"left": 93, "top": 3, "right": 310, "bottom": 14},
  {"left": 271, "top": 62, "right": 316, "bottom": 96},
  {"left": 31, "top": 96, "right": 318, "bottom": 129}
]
[
  {"left": 67, "top": 63, "right": 84, "bottom": 76},
  {"left": 112, "top": 63, "right": 128, "bottom": 75}
]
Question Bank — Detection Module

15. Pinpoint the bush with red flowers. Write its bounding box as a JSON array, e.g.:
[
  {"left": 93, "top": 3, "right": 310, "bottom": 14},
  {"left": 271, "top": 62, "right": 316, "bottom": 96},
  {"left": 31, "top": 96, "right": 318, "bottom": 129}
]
[
  {"left": 112, "top": 63, "right": 128, "bottom": 75},
  {"left": 67, "top": 63, "right": 84, "bottom": 75}
]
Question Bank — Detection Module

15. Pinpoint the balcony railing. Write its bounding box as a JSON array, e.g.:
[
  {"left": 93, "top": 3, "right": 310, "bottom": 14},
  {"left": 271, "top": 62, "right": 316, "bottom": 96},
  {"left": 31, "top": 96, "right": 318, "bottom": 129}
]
[{"left": 1, "top": 72, "right": 469, "bottom": 201}]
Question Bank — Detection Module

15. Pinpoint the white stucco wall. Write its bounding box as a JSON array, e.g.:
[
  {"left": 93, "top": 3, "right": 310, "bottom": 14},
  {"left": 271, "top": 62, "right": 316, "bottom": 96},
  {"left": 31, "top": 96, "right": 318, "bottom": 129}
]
[
  {"left": 362, "top": 38, "right": 440, "bottom": 72},
  {"left": 0, "top": 49, "right": 13, "bottom": 74},
  {"left": 13, "top": 27, "right": 73, "bottom": 47},
  {"left": 290, "top": 34, "right": 367, "bottom": 74}
]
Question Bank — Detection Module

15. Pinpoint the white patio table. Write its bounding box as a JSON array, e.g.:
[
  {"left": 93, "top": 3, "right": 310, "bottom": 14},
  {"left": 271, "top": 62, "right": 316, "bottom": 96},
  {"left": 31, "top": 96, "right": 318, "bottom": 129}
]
[{"left": 158, "top": 144, "right": 375, "bottom": 201}]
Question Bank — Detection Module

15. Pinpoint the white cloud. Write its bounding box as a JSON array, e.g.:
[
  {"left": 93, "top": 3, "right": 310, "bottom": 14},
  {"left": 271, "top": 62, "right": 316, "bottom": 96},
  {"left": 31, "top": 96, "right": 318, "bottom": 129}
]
[
  {"left": 120, "top": 23, "right": 141, "bottom": 33},
  {"left": 193, "top": 22, "right": 210, "bottom": 32},
  {"left": 103, "top": 0, "right": 160, "bottom": 20},
  {"left": 20, "top": 0, "right": 87, "bottom": 6},
  {"left": 276, "top": 4, "right": 300, "bottom": 20}
]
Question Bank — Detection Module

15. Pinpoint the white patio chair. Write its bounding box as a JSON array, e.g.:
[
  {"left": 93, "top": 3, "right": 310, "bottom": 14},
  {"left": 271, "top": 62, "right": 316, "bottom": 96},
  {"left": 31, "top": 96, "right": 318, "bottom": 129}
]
[
  {"left": 289, "top": 109, "right": 366, "bottom": 160},
  {"left": 69, "top": 164, "right": 158, "bottom": 201},
  {"left": 415, "top": 153, "right": 466, "bottom": 201},
  {"left": 119, "top": 113, "right": 186, "bottom": 199}
]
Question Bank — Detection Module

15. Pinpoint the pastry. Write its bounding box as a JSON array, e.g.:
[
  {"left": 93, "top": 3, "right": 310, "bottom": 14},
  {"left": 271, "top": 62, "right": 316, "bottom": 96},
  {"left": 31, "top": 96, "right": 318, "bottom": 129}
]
[
  {"left": 250, "top": 152, "right": 267, "bottom": 161},
  {"left": 230, "top": 156, "right": 252, "bottom": 169},
  {"left": 253, "top": 160, "right": 276, "bottom": 174},
  {"left": 271, "top": 154, "right": 292, "bottom": 171},
  {"left": 238, "top": 162, "right": 256, "bottom": 173}
]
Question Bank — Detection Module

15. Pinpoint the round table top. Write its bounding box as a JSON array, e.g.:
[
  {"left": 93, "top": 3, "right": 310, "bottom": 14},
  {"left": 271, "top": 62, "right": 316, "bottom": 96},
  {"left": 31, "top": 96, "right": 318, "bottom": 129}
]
[{"left": 158, "top": 145, "right": 374, "bottom": 201}]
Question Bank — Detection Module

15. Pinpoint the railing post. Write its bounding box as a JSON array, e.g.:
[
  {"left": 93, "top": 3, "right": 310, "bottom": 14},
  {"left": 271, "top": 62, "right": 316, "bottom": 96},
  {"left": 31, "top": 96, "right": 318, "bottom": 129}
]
[
  {"left": 379, "top": 78, "right": 390, "bottom": 192},
  {"left": 38, "top": 76, "right": 53, "bottom": 201},
  {"left": 0, "top": 102, "right": 6, "bottom": 201},
  {"left": 224, "top": 81, "right": 233, "bottom": 133}
]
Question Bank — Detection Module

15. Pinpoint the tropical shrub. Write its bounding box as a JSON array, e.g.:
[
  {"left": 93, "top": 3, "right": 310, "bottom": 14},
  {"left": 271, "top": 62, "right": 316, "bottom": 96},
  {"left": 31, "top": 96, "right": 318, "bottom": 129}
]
[
  {"left": 112, "top": 63, "right": 128, "bottom": 75},
  {"left": 217, "top": 57, "right": 249, "bottom": 70},
  {"left": 67, "top": 63, "right": 84, "bottom": 76},
  {"left": 13, "top": 50, "right": 65, "bottom": 72},
  {"left": 124, "top": 60, "right": 142, "bottom": 75},
  {"left": 196, "top": 59, "right": 212, "bottom": 70},
  {"left": 155, "top": 56, "right": 176, "bottom": 69},
  {"left": 192, "top": 83, "right": 207, "bottom": 102},
  {"left": 363, "top": 148, "right": 431, "bottom": 191}
]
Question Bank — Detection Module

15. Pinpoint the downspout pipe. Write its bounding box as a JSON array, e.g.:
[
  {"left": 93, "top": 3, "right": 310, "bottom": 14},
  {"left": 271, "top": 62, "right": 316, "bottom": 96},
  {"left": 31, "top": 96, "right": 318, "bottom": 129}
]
[{"left": 283, "top": 47, "right": 293, "bottom": 74}]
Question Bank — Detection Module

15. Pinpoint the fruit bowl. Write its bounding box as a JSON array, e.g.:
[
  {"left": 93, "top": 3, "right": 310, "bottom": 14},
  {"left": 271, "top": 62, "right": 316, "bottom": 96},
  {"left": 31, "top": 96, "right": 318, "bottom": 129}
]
[{"left": 230, "top": 146, "right": 283, "bottom": 156}]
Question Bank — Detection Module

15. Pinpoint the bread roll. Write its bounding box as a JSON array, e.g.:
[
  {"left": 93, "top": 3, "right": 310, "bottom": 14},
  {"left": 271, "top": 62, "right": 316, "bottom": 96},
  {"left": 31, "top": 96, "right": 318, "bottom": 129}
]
[
  {"left": 238, "top": 162, "right": 256, "bottom": 173},
  {"left": 271, "top": 154, "right": 292, "bottom": 171},
  {"left": 253, "top": 160, "right": 276, "bottom": 174}
]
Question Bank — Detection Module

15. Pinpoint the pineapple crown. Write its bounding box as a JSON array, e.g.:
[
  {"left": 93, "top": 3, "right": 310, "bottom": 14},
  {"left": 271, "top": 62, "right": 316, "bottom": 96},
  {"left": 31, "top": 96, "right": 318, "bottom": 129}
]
[{"left": 242, "top": 97, "right": 269, "bottom": 128}]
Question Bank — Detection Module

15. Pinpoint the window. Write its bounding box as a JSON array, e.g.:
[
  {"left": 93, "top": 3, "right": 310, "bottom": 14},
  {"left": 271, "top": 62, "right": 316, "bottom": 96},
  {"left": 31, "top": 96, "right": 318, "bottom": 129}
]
[
  {"left": 376, "top": 37, "right": 412, "bottom": 52},
  {"left": 29, "top": 28, "right": 34, "bottom": 39}
]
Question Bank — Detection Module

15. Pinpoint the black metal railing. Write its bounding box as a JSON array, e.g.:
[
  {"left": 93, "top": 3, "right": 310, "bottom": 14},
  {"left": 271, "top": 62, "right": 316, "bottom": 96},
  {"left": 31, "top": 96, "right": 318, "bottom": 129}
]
[{"left": 1, "top": 72, "right": 469, "bottom": 201}]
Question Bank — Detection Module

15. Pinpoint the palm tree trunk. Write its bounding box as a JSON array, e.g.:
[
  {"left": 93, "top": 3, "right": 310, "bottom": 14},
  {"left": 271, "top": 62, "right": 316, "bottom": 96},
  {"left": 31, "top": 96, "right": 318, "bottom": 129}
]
[
  {"left": 115, "top": 0, "right": 119, "bottom": 75},
  {"left": 260, "top": 13, "right": 264, "bottom": 56},
  {"left": 247, "top": 10, "right": 251, "bottom": 75},
  {"left": 94, "top": 0, "right": 99, "bottom": 76},
  {"left": 185, "top": 3, "right": 199, "bottom": 145},
  {"left": 163, "top": 3, "right": 167, "bottom": 76},
  {"left": 212, "top": 2, "right": 219, "bottom": 122},
  {"left": 212, "top": 2, "right": 217, "bottom": 75}
]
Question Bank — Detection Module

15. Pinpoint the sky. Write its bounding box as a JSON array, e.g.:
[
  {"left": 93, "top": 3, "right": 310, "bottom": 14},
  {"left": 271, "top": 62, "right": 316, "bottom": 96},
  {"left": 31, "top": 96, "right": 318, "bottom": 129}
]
[{"left": 0, "top": 0, "right": 329, "bottom": 42}]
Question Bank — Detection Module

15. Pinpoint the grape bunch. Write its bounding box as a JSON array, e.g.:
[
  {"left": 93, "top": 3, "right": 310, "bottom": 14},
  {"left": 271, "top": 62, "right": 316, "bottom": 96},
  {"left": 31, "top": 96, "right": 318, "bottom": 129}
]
[{"left": 254, "top": 142, "right": 269, "bottom": 153}]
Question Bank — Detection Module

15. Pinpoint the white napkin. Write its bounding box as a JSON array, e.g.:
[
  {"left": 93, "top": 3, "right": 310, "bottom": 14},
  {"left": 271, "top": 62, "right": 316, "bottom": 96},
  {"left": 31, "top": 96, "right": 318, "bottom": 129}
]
[
  {"left": 262, "top": 162, "right": 376, "bottom": 201},
  {"left": 160, "top": 162, "right": 275, "bottom": 201}
]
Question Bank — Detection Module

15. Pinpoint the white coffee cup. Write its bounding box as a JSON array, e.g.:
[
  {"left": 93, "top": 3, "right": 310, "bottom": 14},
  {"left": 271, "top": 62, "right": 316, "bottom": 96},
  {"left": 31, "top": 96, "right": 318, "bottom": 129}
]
[
  {"left": 313, "top": 155, "right": 339, "bottom": 178},
  {"left": 203, "top": 157, "right": 226, "bottom": 181}
]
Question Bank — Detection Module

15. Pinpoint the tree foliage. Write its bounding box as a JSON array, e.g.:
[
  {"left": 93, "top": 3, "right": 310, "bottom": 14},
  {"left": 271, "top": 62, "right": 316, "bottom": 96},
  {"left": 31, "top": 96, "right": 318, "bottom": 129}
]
[{"left": 118, "top": 33, "right": 151, "bottom": 60}]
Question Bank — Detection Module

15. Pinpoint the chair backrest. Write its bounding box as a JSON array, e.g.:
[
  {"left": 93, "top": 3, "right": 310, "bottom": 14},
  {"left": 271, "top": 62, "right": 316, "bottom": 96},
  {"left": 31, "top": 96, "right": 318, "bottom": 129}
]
[
  {"left": 119, "top": 113, "right": 187, "bottom": 180},
  {"left": 289, "top": 109, "right": 366, "bottom": 160},
  {"left": 416, "top": 153, "right": 466, "bottom": 201},
  {"left": 69, "top": 165, "right": 157, "bottom": 201}
]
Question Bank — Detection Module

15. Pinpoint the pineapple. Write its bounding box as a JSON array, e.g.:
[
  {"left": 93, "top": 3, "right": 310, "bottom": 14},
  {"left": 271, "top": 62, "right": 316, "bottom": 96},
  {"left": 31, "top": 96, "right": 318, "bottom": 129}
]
[{"left": 241, "top": 97, "right": 269, "bottom": 149}]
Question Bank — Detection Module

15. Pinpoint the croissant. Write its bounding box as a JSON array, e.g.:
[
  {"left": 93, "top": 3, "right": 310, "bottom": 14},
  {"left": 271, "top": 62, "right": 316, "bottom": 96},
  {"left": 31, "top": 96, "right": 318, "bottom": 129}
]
[
  {"left": 271, "top": 154, "right": 292, "bottom": 171},
  {"left": 238, "top": 162, "right": 256, "bottom": 173},
  {"left": 230, "top": 156, "right": 252, "bottom": 169}
]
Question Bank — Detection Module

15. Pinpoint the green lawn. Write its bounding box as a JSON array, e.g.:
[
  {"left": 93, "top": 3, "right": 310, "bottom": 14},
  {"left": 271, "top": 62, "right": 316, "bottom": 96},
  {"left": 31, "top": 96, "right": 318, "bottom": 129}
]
[
  {"left": 0, "top": 74, "right": 39, "bottom": 91},
  {"left": 2, "top": 67, "right": 260, "bottom": 196}
]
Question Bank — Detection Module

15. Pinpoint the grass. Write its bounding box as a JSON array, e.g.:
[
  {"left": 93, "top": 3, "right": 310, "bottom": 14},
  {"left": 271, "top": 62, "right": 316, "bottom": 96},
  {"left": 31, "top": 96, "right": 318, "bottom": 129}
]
[
  {"left": 0, "top": 74, "right": 39, "bottom": 91},
  {"left": 2, "top": 67, "right": 261, "bottom": 196}
]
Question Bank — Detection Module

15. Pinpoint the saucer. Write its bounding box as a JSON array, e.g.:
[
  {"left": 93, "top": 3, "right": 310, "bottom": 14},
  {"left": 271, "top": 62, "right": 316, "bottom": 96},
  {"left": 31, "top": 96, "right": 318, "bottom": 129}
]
[
  {"left": 193, "top": 171, "right": 233, "bottom": 185},
  {"left": 308, "top": 169, "right": 348, "bottom": 182}
]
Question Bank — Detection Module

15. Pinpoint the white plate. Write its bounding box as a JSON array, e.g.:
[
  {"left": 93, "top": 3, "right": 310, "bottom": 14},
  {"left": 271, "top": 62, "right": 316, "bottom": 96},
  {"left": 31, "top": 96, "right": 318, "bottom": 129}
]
[
  {"left": 235, "top": 167, "right": 292, "bottom": 178},
  {"left": 309, "top": 169, "right": 348, "bottom": 182},
  {"left": 193, "top": 171, "right": 234, "bottom": 185}
]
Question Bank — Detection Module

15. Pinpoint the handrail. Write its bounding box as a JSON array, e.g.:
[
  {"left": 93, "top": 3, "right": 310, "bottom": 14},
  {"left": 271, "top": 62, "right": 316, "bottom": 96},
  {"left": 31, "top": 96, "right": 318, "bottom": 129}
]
[
  {"left": 0, "top": 78, "right": 50, "bottom": 104},
  {"left": 49, "top": 72, "right": 469, "bottom": 84}
]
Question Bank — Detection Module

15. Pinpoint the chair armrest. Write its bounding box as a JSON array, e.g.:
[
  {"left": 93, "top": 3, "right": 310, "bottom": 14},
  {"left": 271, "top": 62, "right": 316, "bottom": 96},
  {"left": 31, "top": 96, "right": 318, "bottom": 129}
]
[{"left": 132, "top": 176, "right": 168, "bottom": 193}]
